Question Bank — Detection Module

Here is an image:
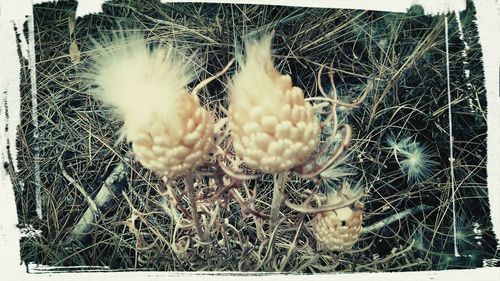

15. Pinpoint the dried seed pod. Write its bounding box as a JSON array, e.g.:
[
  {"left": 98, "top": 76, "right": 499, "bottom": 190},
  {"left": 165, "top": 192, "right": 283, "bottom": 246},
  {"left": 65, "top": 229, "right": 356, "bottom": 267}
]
[
  {"left": 129, "top": 94, "right": 214, "bottom": 178},
  {"left": 313, "top": 205, "right": 363, "bottom": 251},
  {"left": 228, "top": 34, "right": 320, "bottom": 173},
  {"left": 312, "top": 181, "right": 364, "bottom": 251},
  {"left": 88, "top": 33, "right": 213, "bottom": 178}
]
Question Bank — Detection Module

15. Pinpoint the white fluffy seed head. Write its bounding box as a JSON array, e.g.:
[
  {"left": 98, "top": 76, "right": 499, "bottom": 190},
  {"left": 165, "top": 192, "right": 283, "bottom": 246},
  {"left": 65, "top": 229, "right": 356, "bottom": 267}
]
[
  {"left": 88, "top": 33, "right": 196, "bottom": 137},
  {"left": 228, "top": 34, "right": 321, "bottom": 173},
  {"left": 87, "top": 32, "right": 214, "bottom": 178},
  {"left": 385, "top": 133, "right": 437, "bottom": 184},
  {"left": 399, "top": 142, "right": 438, "bottom": 184}
]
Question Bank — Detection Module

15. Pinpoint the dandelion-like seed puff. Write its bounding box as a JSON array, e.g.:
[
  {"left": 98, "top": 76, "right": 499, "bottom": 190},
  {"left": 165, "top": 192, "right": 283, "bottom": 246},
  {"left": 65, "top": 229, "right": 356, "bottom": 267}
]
[
  {"left": 88, "top": 33, "right": 214, "bottom": 178},
  {"left": 386, "top": 133, "right": 437, "bottom": 184},
  {"left": 228, "top": 34, "right": 321, "bottom": 173}
]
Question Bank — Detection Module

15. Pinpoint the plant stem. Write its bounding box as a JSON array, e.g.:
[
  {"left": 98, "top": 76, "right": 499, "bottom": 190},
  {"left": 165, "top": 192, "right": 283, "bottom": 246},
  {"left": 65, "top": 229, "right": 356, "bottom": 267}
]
[
  {"left": 270, "top": 172, "right": 287, "bottom": 230},
  {"left": 362, "top": 205, "right": 432, "bottom": 234},
  {"left": 66, "top": 158, "right": 129, "bottom": 243},
  {"left": 185, "top": 173, "right": 206, "bottom": 242}
]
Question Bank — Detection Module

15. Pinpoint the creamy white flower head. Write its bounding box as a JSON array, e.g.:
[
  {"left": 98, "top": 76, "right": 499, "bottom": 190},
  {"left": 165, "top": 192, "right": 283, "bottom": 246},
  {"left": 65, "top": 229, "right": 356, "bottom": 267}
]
[
  {"left": 228, "top": 34, "right": 321, "bottom": 173},
  {"left": 314, "top": 180, "right": 364, "bottom": 251},
  {"left": 88, "top": 33, "right": 214, "bottom": 178},
  {"left": 313, "top": 207, "right": 363, "bottom": 251}
]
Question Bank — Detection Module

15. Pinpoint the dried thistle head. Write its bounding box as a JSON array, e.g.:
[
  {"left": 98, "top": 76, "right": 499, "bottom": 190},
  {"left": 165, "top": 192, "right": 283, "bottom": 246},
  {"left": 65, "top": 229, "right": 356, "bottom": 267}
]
[
  {"left": 313, "top": 207, "right": 363, "bottom": 252},
  {"left": 228, "top": 34, "right": 321, "bottom": 173},
  {"left": 313, "top": 181, "right": 364, "bottom": 251},
  {"left": 87, "top": 32, "right": 214, "bottom": 178}
]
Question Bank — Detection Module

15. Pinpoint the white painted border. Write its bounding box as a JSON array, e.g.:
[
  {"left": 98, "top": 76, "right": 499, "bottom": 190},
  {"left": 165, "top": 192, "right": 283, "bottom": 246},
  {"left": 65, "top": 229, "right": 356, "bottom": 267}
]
[
  {"left": 0, "top": 0, "right": 498, "bottom": 280},
  {"left": 475, "top": 0, "right": 500, "bottom": 261}
]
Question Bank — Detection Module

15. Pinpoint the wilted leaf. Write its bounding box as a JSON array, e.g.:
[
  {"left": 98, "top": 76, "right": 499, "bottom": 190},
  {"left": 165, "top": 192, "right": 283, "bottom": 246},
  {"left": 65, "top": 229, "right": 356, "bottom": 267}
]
[
  {"left": 68, "top": 11, "right": 76, "bottom": 36},
  {"left": 69, "top": 41, "right": 80, "bottom": 64}
]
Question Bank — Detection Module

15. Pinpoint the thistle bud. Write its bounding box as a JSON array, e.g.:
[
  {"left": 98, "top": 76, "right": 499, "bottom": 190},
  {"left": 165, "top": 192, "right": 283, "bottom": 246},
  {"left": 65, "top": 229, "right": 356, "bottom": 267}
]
[
  {"left": 312, "top": 182, "right": 364, "bottom": 251},
  {"left": 313, "top": 206, "right": 363, "bottom": 252}
]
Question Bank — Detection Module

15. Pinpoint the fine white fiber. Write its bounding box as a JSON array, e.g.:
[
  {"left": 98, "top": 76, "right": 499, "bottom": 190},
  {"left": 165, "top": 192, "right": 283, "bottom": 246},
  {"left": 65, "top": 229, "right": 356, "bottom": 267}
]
[
  {"left": 230, "top": 34, "right": 289, "bottom": 113},
  {"left": 87, "top": 32, "right": 197, "bottom": 140}
]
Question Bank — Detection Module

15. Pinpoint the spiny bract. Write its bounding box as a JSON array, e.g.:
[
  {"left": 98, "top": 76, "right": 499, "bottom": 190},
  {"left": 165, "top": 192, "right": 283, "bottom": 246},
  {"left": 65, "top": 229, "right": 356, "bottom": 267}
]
[
  {"left": 228, "top": 34, "right": 321, "bottom": 173},
  {"left": 88, "top": 33, "right": 214, "bottom": 178}
]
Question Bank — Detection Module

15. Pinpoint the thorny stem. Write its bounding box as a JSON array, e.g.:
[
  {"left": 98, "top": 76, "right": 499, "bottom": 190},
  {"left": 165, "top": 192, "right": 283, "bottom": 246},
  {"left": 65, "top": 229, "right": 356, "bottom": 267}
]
[
  {"left": 270, "top": 172, "right": 287, "bottom": 230},
  {"left": 185, "top": 173, "right": 206, "bottom": 242}
]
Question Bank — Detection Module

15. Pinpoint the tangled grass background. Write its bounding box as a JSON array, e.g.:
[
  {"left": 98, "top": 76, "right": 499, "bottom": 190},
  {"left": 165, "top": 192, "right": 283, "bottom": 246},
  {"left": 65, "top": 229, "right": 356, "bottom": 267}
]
[{"left": 11, "top": 0, "right": 498, "bottom": 272}]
